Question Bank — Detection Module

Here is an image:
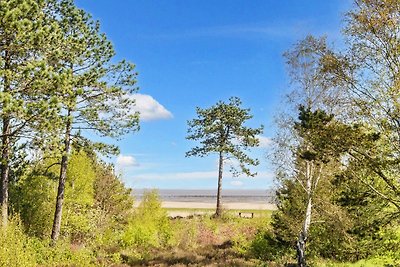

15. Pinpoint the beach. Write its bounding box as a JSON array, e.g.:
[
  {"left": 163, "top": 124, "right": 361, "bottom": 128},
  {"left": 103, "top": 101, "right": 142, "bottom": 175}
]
[
  {"left": 162, "top": 201, "right": 277, "bottom": 217},
  {"left": 161, "top": 201, "right": 276, "bottom": 210},
  {"left": 134, "top": 189, "right": 276, "bottom": 217}
]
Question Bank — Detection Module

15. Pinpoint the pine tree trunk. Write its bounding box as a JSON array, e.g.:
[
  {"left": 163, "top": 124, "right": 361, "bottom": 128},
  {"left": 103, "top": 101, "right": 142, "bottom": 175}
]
[
  {"left": 51, "top": 114, "right": 72, "bottom": 242},
  {"left": 1, "top": 53, "right": 11, "bottom": 228},
  {"left": 0, "top": 117, "right": 10, "bottom": 228},
  {"left": 215, "top": 151, "right": 223, "bottom": 217}
]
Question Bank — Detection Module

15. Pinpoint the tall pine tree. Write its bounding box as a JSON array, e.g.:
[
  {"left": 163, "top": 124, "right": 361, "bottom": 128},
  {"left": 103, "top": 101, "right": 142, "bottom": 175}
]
[{"left": 48, "top": 0, "right": 139, "bottom": 242}]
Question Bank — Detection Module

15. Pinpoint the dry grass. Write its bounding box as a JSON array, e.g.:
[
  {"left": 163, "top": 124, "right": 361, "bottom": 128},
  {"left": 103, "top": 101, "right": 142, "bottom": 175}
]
[{"left": 118, "top": 214, "right": 271, "bottom": 266}]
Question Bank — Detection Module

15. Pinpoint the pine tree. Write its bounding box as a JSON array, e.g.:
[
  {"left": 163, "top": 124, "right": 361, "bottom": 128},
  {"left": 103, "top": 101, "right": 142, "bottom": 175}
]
[
  {"left": 48, "top": 0, "right": 139, "bottom": 242},
  {"left": 186, "top": 97, "right": 263, "bottom": 217},
  {"left": 0, "top": 0, "right": 61, "bottom": 227}
]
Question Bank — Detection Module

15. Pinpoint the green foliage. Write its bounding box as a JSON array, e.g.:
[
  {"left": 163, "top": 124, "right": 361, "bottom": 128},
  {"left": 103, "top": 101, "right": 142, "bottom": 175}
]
[
  {"left": 49, "top": 0, "right": 140, "bottom": 142},
  {"left": 11, "top": 150, "right": 115, "bottom": 242},
  {"left": 66, "top": 151, "right": 95, "bottom": 206},
  {"left": 186, "top": 97, "right": 263, "bottom": 177},
  {"left": 46, "top": 0, "right": 139, "bottom": 242},
  {"left": 93, "top": 162, "right": 134, "bottom": 228},
  {"left": 62, "top": 150, "right": 97, "bottom": 242},
  {"left": 0, "top": 0, "right": 62, "bottom": 226},
  {"left": 315, "top": 256, "right": 400, "bottom": 267},
  {"left": 121, "top": 190, "right": 172, "bottom": 249},
  {"left": 0, "top": 219, "right": 36, "bottom": 267},
  {"left": 10, "top": 170, "right": 56, "bottom": 238},
  {"left": 31, "top": 239, "right": 97, "bottom": 267},
  {"left": 271, "top": 1, "right": 400, "bottom": 264},
  {"left": 249, "top": 230, "right": 291, "bottom": 261}
]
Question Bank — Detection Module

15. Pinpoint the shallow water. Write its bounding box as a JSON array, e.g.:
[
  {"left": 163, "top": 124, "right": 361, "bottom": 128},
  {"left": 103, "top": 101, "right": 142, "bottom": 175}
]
[{"left": 134, "top": 189, "right": 276, "bottom": 204}]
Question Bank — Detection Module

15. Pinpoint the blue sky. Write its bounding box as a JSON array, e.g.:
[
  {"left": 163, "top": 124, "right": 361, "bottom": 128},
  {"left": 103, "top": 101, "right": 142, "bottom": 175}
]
[{"left": 75, "top": 0, "right": 352, "bottom": 190}]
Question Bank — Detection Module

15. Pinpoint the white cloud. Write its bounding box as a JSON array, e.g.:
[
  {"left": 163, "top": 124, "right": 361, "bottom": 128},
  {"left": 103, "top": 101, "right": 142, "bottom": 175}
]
[
  {"left": 145, "top": 21, "right": 313, "bottom": 41},
  {"left": 129, "top": 170, "right": 274, "bottom": 181},
  {"left": 131, "top": 94, "right": 173, "bottom": 121},
  {"left": 131, "top": 171, "right": 217, "bottom": 181},
  {"left": 230, "top": 180, "right": 244, "bottom": 187},
  {"left": 116, "top": 155, "right": 139, "bottom": 168},
  {"left": 257, "top": 135, "right": 272, "bottom": 148}
]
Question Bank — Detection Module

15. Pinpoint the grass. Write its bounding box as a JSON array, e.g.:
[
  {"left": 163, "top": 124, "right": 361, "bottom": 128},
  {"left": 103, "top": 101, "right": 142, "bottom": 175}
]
[
  {"left": 165, "top": 207, "right": 273, "bottom": 216},
  {"left": 313, "top": 257, "right": 400, "bottom": 267},
  {"left": 124, "top": 213, "right": 272, "bottom": 266}
]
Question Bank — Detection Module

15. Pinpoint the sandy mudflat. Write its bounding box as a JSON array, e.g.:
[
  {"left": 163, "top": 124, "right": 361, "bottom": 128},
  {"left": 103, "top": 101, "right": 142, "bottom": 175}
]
[
  {"left": 162, "top": 201, "right": 276, "bottom": 218},
  {"left": 161, "top": 201, "right": 277, "bottom": 210}
]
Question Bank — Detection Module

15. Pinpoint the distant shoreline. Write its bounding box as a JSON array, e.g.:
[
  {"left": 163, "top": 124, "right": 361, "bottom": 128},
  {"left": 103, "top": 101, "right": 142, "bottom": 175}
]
[
  {"left": 134, "top": 189, "right": 277, "bottom": 216},
  {"left": 161, "top": 201, "right": 276, "bottom": 210},
  {"left": 134, "top": 200, "right": 277, "bottom": 213},
  {"left": 133, "top": 188, "right": 276, "bottom": 204},
  {"left": 161, "top": 201, "right": 276, "bottom": 218}
]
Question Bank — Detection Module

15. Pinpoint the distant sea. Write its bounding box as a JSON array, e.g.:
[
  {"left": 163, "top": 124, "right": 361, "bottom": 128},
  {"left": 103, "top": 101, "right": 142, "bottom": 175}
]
[{"left": 134, "top": 189, "right": 276, "bottom": 204}]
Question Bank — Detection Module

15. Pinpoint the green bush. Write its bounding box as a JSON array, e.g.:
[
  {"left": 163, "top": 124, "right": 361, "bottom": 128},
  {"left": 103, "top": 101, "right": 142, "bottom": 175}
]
[
  {"left": 32, "top": 239, "right": 97, "bottom": 267},
  {"left": 249, "top": 230, "right": 291, "bottom": 261},
  {"left": 0, "top": 220, "right": 36, "bottom": 267},
  {"left": 316, "top": 256, "right": 400, "bottom": 267},
  {"left": 10, "top": 172, "right": 56, "bottom": 238},
  {"left": 121, "top": 190, "right": 172, "bottom": 249},
  {"left": 0, "top": 219, "right": 98, "bottom": 267}
]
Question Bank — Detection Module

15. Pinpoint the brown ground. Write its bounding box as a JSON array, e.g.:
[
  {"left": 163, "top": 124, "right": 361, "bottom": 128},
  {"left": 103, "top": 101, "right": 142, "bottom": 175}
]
[
  {"left": 125, "top": 245, "right": 260, "bottom": 267},
  {"left": 115, "top": 215, "right": 269, "bottom": 267}
]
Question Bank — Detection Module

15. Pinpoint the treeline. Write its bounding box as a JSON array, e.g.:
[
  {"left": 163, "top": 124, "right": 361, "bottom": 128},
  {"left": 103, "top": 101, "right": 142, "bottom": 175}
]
[
  {"left": 2, "top": 149, "right": 174, "bottom": 266},
  {"left": 0, "top": 1, "right": 185, "bottom": 265},
  {"left": 263, "top": 0, "right": 400, "bottom": 266},
  {"left": 2, "top": 0, "right": 400, "bottom": 266},
  {"left": 0, "top": 0, "right": 139, "bottom": 245}
]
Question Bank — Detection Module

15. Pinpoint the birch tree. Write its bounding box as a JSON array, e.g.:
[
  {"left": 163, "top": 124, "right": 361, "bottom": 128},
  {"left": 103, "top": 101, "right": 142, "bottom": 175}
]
[
  {"left": 319, "top": 0, "right": 400, "bottom": 213},
  {"left": 293, "top": 106, "right": 352, "bottom": 266},
  {"left": 272, "top": 36, "right": 350, "bottom": 266}
]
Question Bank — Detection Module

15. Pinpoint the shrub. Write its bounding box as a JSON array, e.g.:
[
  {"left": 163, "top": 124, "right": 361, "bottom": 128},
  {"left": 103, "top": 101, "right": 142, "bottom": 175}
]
[
  {"left": 121, "top": 190, "right": 172, "bottom": 249},
  {"left": 249, "top": 230, "right": 291, "bottom": 261},
  {"left": 0, "top": 220, "right": 36, "bottom": 267},
  {"left": 32, "top": 239, "right": 97, "bottom": 267}
]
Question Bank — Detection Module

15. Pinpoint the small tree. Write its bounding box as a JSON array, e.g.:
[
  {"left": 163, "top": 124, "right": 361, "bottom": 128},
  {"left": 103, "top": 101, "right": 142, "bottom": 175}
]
[{"left": 186, "top": 97, "right": 263, "bottom": 217}]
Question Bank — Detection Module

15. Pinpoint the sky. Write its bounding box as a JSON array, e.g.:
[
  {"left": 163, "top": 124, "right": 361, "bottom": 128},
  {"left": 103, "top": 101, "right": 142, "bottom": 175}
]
[{"left": 74, "top": 0, "right": 352, "bottom": 190}]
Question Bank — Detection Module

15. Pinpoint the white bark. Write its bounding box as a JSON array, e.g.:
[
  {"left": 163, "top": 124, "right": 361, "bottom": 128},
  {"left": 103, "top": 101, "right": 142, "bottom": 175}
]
[{"left": 297, "top": 160, "right": 314, "bottom": 267}]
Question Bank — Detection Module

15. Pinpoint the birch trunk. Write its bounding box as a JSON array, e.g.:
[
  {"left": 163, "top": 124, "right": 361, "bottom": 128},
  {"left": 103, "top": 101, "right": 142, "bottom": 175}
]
[
  {"left": 297, "top": 161, "right": 313, "bottom": 267},
  {"left": 297, "top": 196, "right": 312, "bottom": 267}
]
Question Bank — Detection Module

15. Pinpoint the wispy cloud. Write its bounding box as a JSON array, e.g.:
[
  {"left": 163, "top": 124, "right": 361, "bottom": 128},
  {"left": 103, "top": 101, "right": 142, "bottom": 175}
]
[
  {"left": 131, "top": 171, "right": 217, "bottom": 181},
  {"left": 129, "top": 170, "right": 274, "bottom": 181},
  {"left": 257, "top": 135, "right": 272, "bottom": 148},
  {"left": 130, "top": 94, "right": 173, "bottom": 121},
  {"left": 142, "top": 20, "right": 313, "bottom": 41}
]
